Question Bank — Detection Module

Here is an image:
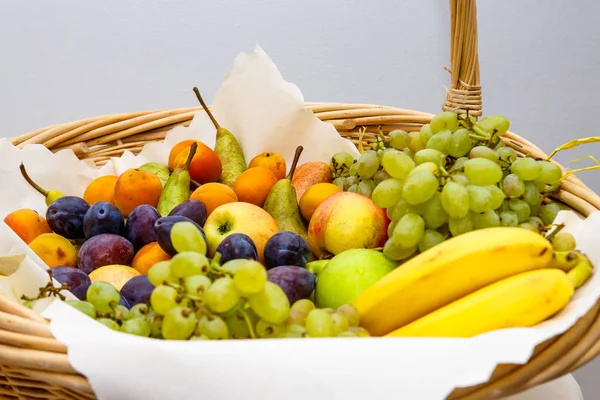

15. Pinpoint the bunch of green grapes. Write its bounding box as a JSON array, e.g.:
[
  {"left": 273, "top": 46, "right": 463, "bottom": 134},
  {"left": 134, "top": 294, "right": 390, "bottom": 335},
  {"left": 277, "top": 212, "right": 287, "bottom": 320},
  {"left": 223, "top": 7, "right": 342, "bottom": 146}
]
[{"left": 330, "top": 111, "right": 569, "bottom": 262}]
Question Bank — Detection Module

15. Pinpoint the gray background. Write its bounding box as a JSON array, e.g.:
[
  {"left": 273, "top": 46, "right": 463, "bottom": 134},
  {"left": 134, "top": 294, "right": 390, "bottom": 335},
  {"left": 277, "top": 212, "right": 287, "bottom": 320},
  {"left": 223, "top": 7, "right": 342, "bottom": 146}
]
[{"left": 1, "top": 0, "right": 599, "bottom": 398}]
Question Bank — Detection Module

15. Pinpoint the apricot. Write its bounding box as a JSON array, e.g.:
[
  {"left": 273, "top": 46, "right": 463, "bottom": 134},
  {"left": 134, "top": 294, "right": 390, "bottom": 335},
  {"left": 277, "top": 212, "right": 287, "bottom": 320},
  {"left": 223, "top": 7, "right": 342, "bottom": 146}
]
[
  {"left": 113, "top": 169, "right": 163, "bottom": 217},
  {"left": 172, "top": 141, "right": 222, "bottom": 184},
  {"left": 291, "top": 161, "right": 334, "bottom": 202},
  {"left": 190, "top": 182, "right": 238, "bottom": 216},
  {"left": 299, "top": 183, "right": 342, "bottom": 221},
  {"left": 4, "top": 209, "right": 52, "bottom": 244},
  {"left": 233, "top": 167, "right": 278, "bottom": 207},
  {"left": 168, "top": 140, "right": 197, "bottom": 171},
  {"left": 88, "top": 264, "right": 141, "bottom": 291},
  {"left": 131, "top": 241, "right": 171, "bottom": 275},
  {"left": 83, "top": 175, "right": 118, "bottom": 205},
  {"left": 29, "top": 233, "right": 78, "bottom": 268},
  {"left": 248, "top": 152, "right": 287, "bottom": 180}
]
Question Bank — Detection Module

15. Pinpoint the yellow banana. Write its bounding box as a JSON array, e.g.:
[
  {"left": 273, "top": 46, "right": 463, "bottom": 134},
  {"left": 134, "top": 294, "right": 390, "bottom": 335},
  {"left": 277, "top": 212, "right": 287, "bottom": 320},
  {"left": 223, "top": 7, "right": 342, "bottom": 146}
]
[
  {"left": 386, "top": 268, "right": 574, "bottom": 338},
  {"left": 354, "top": 227, "right": 553, "bottom": 336}
]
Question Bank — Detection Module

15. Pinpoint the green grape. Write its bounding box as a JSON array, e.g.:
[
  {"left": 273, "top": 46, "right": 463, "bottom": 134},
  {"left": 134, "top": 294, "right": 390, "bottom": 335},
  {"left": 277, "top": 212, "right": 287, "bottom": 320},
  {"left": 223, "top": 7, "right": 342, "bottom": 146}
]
[
  {"left": 87, "top": 282, "right": 121, "bottom": 314},
  {"left": 472, "top": 210, "right": 500, "bottom": 229},
  {"left": 383, "top": 237, "right": 417, "bottom": 261},
  {"left": 150, "top": 284, "right": 179, "bottom": 315},
  {"left": 389, "top": 129, "right": 411, "bottom": 149},
  {"left": 330, "top": 152, "right": 355, "bottom": 177},
  {"left": 128, "top": 304, "right": 149, "bottom": 319},
  {"left": 497, "top": 147, "right": 517, "bottom": 165},
  {"left": 348, "top": 162, "right": 359, "bottom": 177},
  {"left": 407, "top": 162, "right": 439, "bottom": 179},
  {"left": 419, "top": 124, "right": 434, "bottom": 146},
  {"left": 441, "top": 181, "right": 470, "bottom": 218},
  {"left": 372, "top": 178, "right": 404, "bottom": 209},
  {"left": 222, "top": 259, "right": 248, "bottom": 275},
  {"left": 286, "top": 310, "right": 308, "bottom": 326},
  {"left": 494, "top": 140, "right": 506, "bottom": 150},
  {"left": 448, "top": 128, "right": 473, "bottom": 158},
  {"left": 552, "top": 232, "right": 577, "bottom": 251},
  {"left": 500, "top": 211, "right": 519, "bottom": 227},
  {"left": 508, "top": 199, "right": 531, "bottom": 223},
  {"left": 65, "top": 300, "right": 96, "bottom": 319},
  {"left": 190, "top": 334, "right": 210, "bottom": 341},
  {"left": 414, "top": 148, "right": 446, "bottom": 167},
  {"left": 402, "top": 169, "right": 439, "bottom": 205},
  {"left": 197, "top": 314, "right": 229, "bottom": 340},
  {"left": 147, "top": 310, "right": 163, "bottom": 338},
  {"left": 426, "top": 130, "right": 452, "bottom": 154},
  {"left": 541, "top": 202, "right": 564, "bottom": 225},
  {"left": 448, "top": 157, "right": 469, "bottom": 173},
  {"left": 331, "top": 313, "right": 350, "bottom": 336},
  {"left": 393, "top": 213, "right": 425, "bottom": 248},
  {"left": 336, "top": 304, "right": 360, "bottom": 327},
  {"left": 464, "top": 158, "right": 503, "bottom": 186},
  {"left": 519, "top": 222, "right": 539, "bottom": 233},
  {"left": 256, "top": 320, "right": 285, "bottom": 338},
  {"left": 469, "top": 146, "right": 499, "bottom": 162},
  {"left": 390, "top": 199, "right": 411, "bottom": 221},
  {"left": 373, "top": 170, "right": 392, "bottom": 185},
  {"left": 170, "top": 252, "right": 209, "bottom": 278},
  {"left": 356, "top": 150, "right": 380, "bottom": 179},
  {"left": 530, "top": 203, "right": 541, "bottom": 220},
  {"left": 147, "top": 261, "right": 173, "bottom": 287},
  {"left": 502, "top": 174, "right": 525, "bottom": 198},
  {"left": 449, "top": 215, "right": 474, "bottom": 236},
  {"left": 348, "top": 326, "right": 371, "bottom": 337},
  {"left": 381, "top": 149, "right": 415, "bottom": 179},
  {"left": 337, "top": 331, "right": 356, "bottom": 337},
  {"left": 346, "top": 176, "right": 359, "bottom": 186},
  {"left": 205, "top": 277, "right": 241, "bottom": 314},
  {"left": 97, "top": 318, "right": 120, "bottom": 331},
  {"left": 511, "top": 157, "right": 541, "bottom": 181},
  {"left": 538, "top": 161, "right": 563, "bottom": 185},
  {"left": 348, "top": 184, "right": 358, "bottom": 193},
  {"left": 418, "top": 229, "right": 446, "bottom": 252},
  {"left": 466, "top": 185, "right": 493, "bottom": 212},
  {"left": 387, "top": 220, "right": 398, "bottom": 238},
  {"left": 305, "top": 309, "right": 334, "bottom": 337},
  {"left": 452, "top": 173, "right": 470, "bottom": 186},
  {"left": 184, "top": 274, "right": 212, "bottom": 296},
  {"left": 422, "top": 192, "right": 448, "bottom": 229},
  {"left": 357, "top": 179, "right": 376, "bottom": 197},
  {"left": 248, "top": 281, "right": 290, "bottom": 324},
  {"left": 523, "top": 182, "right": 541, "bottom": 207},
  {"left": 291, "top": 299, "right": 316, "bottom": 315},
  {"left": 171, "top": 221, "right": 208, "bottom": 255},
  {"left": 279, "top": 324, "right": 309, "bottom": 338},
  {"left": 233, "top": 260, "right": 267, "bottom": 295},
  {"left": 485, "top": 185, "right": 506, "bottom": 210},
  {"left": 113, "top": 305, "right": 130, "bottom": 321},
  {"left": 225, "top": 312, "right": 251, "bottom": 339},
  {"left": 408, "top": 131, "right": 425, "bottom": 152},
  {"left": 527, "top": 217, "right": 545, "bottom": 230},
  {"left": 476, "top": 115, "right": 510, "bottom": 136},
  {"left": 430, "top": 111, "right": 459, "bottom": 133},
  {"left": 121, "top": 317, "right": 151, "bottom": 337},
  {"left": 333, "top": 177, "right": 346, "bottom": 190}
]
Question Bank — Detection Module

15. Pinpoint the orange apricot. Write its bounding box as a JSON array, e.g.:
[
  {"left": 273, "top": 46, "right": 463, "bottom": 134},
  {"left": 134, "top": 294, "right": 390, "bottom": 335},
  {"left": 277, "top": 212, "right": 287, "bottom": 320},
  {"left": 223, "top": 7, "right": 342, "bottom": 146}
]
[
  {"left": 113, "top": 169, "right": 163, "bottom": 217},
  {"left": 299, "top": 183, "right": 342, "bottom": 221},
  {"left": 248, "top": 152, "right": 287, "bottom": 180},
  {"left": 291, "top": 161, "right": 334, "bottom": 202},
  {"left": 168, "top": 140, "right": 199, "bottom": 171},
  {"left": 173, "top": 142, "right": 222, "bottom": 184},
  {"left": 4, "top": 209, "right": 52, "bottom": 244},
  {"left": 233, "top": 167, "right": 278, "bottom": 207},
  {"left": 83, "top": 175, "right": 118, "bottom": 205},
  {"left": 190, "top": 182, "right": 238, "bottom": 216},
  {"left": 131, "top": 242, "right": 171, "bottom": 275},
  {"left": 29, "top": 233, "right": 78, "bottom": 268}
]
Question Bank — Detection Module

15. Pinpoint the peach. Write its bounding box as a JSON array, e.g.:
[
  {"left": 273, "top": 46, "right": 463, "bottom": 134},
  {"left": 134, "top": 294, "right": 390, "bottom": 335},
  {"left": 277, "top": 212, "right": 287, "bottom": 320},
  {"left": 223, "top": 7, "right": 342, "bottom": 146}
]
[
  {"left": 168, "top": 140, "right": 198, "bottom": 171},
  {"left": 308, "top": 192, "right": 389, "bottom": 259},
  {"left": 113, "top": 169, "right": 163, "bottom": 217},
  {"left": 88, "top": 264, "right": 141, "bottom": 291},
  {"left": 4, "top": 208, "right": 52, "bottom": 244},
  {"left": 172, "top": 141, "right": 222, "bottom": 184},
  {"left": 291, "top": 161, "right": 334, "bottom": 202},
  {"left": 83, "top": 175, "right": 118, "bottom": 205},
  {"left": 299, "top": 183, "right": 342, "bottom": 221},
  {"left": 28, "top": 233, "right": 78, "bottom": 268},
  {"left": 233, "top": 167, "right": 278, "bottom": 207},
  {"left": 190, "top": 182, "right": 238, "bottom": 216},
  {"left": 132, "top": 241, "right": 171, "bottom": 275},
  {"left": 248, "top": 152, "right": 287, "bottom": 180}
]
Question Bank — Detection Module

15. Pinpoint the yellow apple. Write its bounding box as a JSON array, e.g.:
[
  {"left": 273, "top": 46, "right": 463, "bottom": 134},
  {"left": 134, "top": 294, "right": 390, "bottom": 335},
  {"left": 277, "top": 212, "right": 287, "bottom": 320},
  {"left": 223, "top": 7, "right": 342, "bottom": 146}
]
[{"left": 88, "top": 264, "right": 140, "bottom": 291}]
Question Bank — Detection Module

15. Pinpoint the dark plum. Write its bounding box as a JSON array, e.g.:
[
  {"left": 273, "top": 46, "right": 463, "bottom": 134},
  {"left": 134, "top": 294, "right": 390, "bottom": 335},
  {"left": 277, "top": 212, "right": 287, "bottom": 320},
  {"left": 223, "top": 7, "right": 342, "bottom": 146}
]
[
  {"left": 120, "top": 275, "right": 154, "bottom": 307},
  {"left": 215, "top": 233, "right": 258, "bottom": 264},
  {"left": 263, "top": 231, "right": 311, "bottom": 270},
  {"left": 77, "top": 234, "right": 135, "bottom": 274},
  {"left": 125, "top": 205, "right": 160, "bottom": 251},
  {"left": 50, "top": 266, "right": 91, "bottom": 300},
  {"left": 83, "top": 201, "right": 125, "bottom": 239},
  {"left": 46, "top": 196, "right": 90, "bottom": 239},
  {"left": 154, "top": 215, "right": 206, "bottom": 256},
  {"left": 267, "top": 265, "right": 316, "bottom": 305},
  {"left": 169, "top": 200, "right": 208, "bottom": 227},
  {"left": 120, "top": 294, "right": 131, "bottom": 309}
]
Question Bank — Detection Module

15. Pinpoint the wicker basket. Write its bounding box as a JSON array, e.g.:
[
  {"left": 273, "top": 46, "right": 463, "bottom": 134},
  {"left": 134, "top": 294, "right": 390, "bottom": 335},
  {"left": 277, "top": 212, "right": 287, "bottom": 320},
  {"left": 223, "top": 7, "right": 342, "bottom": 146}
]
[{"left": 3, "top": 0, "right": 600, "bottom": 399}]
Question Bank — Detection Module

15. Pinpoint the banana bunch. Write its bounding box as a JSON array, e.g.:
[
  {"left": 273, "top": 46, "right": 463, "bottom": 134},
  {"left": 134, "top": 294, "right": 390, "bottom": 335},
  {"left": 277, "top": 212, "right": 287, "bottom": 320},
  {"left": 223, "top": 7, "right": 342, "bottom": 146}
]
[{"left": 353, "top": 227, "right": 593, "bottom": 338}]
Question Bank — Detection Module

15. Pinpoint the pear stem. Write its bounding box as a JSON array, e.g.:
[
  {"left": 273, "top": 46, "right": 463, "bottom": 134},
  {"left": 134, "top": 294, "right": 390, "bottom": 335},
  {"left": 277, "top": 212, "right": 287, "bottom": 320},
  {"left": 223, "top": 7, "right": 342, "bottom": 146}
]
[
  {"left": 192, "top": 87, "right": 221, "bottom": 130},
  {"left": 184, "top": 142, "right": 198, "bottom": 170},
  {"left": 19, "top": 163, "right": 49, "bottom": 197},
  {"left": 287, "top": 146, "right": 304, "bottom": 180}
]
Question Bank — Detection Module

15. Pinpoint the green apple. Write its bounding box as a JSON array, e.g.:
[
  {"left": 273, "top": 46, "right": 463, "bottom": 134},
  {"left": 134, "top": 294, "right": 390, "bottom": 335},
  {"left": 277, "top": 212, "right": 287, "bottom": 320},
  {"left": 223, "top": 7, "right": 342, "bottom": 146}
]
[
  {"left": 306, "top": 259, "right": 329, "bottom": 278},
  {"left": 315, "top": 249, "right": 396, "bottom": 309}
]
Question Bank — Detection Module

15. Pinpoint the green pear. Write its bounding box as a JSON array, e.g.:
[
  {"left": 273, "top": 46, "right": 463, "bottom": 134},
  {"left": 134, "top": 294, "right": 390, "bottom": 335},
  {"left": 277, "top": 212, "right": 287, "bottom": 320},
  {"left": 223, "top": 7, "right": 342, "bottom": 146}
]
[
  {"left": 139, "top": 162, "right": 170, "bottom": 187},
  {"left": 20, "top": 163, "right": 64, "bottom": 206},
  {"left": 156, "top": 143, "right": 197, "bottom": 217}
]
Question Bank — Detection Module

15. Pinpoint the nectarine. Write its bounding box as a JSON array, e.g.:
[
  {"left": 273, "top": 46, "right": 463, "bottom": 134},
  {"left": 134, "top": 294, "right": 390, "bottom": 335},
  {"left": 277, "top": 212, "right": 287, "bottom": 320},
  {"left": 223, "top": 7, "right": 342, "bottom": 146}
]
[
  {"left": 113, "top": 169, "right": 163, "bottom": 217},
  {"left": 248, "top": 152, "right": 287, "bottom": 180},
  {"left": 4, "top": 208, "right": 52, "bottom": 244},
  {"left": 172, "top": 141, "right": 222, "bottom": 184},
  {"left": 233, "top": 167, "right": 278, "bottom": 207},
  {"left": 299, "top": 183, "right": 342, "bottom": 221},
  {"left": 83, "top": 175, "right": 118, "bottom": 205},
  {"left": 29, "top": 233, "right": 78, "bottom": 268},
  {"left": 190, "top": 182, "right": 238, "bottom": 216},
  {"left": 132, "top": 241, "right": 171, "bottom": 275},
  {"left": 291, "top": 161, "right": 334, "bottom": 202}
]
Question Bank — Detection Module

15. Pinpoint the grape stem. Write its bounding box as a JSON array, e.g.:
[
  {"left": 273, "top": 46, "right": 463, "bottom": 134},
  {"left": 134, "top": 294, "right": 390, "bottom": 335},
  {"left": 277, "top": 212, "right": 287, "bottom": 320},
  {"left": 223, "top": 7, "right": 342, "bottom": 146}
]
[
  {"left": 238, "top": 308, "right": 257, "bottom": 339},
  {"left": 546, "top": 223, "right": 566, "bottom": 240}
]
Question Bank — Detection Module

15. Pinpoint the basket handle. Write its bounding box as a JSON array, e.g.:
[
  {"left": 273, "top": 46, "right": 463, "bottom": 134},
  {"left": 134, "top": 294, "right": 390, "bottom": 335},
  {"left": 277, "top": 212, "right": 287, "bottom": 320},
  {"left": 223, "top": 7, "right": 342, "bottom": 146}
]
[{"left": 442, "top": 0, "right": 482, "bottom": 117}]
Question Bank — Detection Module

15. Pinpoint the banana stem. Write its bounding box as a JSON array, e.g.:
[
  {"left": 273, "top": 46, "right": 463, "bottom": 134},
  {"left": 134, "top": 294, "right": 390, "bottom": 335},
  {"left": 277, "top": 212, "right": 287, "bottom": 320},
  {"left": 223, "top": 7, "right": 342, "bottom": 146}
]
[
  {"left": 287, "top": 146, "right": 304, "bottom": 180},
  {"left": 192, "top": 87, "right": 221, "bottom": 130},
  {"left": 19, "top": 163, "right": 49, "bottom": 197}
]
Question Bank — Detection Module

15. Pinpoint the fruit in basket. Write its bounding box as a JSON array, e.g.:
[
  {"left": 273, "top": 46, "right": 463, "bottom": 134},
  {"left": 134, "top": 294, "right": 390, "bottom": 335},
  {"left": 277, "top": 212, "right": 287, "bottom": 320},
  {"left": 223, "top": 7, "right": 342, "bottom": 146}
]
[
  {"left": 19, "top": 163, "right": 65, "bottom": 206},
  {"left": 315, "top": 249, "right": 396, "bottom": 309},
  {"left": 193, "top": 87, "right": 246, "bottom": 187},
  {"left": 3, "top": 208, "right": 52, "bottom": 244},
  {"left": 204, "top": 202, "right": 279, "bottom": 263},
  {"left": 157, "top": 143, "right": 197, "bottom": 216},
  {"left": 263, "top": 231, "right": 311, "bottom": 269},
  {"left": 125, "top": 204, "right": 161, "bottom": 251},
  {"left": 83, "top": 201, "right": 125, "bottom": 239},
  {"left": 29, "top": 233, "right": 78, "bottom": 268},
  {"left": 139, "top": 162, "right": 170, "bottom": 187},
  {"left": 77, "top": 234, "right": 135, "bottom": 274},
  {"left": 113, "top": 168, "right": 163, "bottom": 217},
  {"left": 50, "top": 266, "right": 91, "bottom": 300},
  {"left": 552, "top": 232, "right": 577, "bottom": 251},
  {"left": 120, "top": 275, "right": 154, "bottom": 307},
  {"left": 299, "top": 183, "right": 342, "bottom": 221},
  {"left": 214, "top": 233, "right": 258, "bottom": 265},
  {"left": 168, "top": 200, "right": 208, "bottom": 227},
  {"left": 189, "top": 182, "right": 238, "bottom": 216},
  {"left": 307, "top": 192, "right": 388, "bottom": 259},
  {"left": 83, "top": 175, "right": 118, "bottom": 205},
  {"left": 354, "top": 227, "right": 554, "bottom": 336},
  {"left": 169, "top": 140, "right": 198, "bottom": 170},
  {"left": 249, "top": 152, "right": 287, "bottom": 180},
  {"left": 306, "top": 259, "right": 329, "bottom": 277},
  {"left": 88, "top": 264, "right": 141, "bottom": 291},
  {"left": 267, "top": 265, "right": 316, "bottom": 304},
  {"left": 387, "top": 269, "right": 574, "bottom": 338},
  {"left": 292, "top": 161, "right": 334, "bottom": 202},
  {"left": 131, "top": 241, "right": 171, "bottom": 274},
  {"left": 172, "top": 142, "right": 223, "bottom": 185},
  {"left": 154, "top": 215, "right": 207, "bottom": 256},
  {"left": 46, "top": 196, "right": 90, "bottom": 239},
  {"left": 233, "top": 166, "right": 278, "bottom": 207},
  {"left": 86, "top": 281, "right": 122, "bottom": 314}
]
